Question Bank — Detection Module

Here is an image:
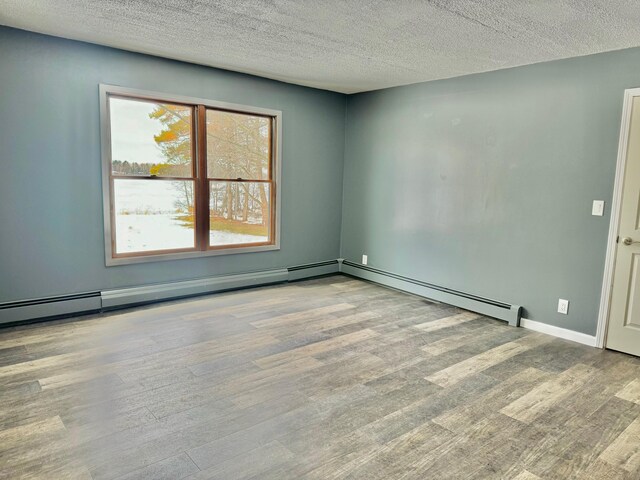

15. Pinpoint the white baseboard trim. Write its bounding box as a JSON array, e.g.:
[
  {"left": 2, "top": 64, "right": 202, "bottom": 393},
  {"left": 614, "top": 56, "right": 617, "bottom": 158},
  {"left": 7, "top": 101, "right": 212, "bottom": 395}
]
[
  {"left": 520, "top": 318, "right": 597, "bottom": 347},
  {"left": 101, "top": 268, "right": 289, "bottom": 309}
]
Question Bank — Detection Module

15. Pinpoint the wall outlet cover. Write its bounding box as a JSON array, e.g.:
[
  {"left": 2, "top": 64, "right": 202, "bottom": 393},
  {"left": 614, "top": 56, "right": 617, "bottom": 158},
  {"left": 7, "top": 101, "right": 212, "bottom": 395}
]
[
  {"left": 558, "top": 298, "right": 569, "bottom": 315},
  {"left": 362, "top": 254, "right": 368, "bottom": 265}
]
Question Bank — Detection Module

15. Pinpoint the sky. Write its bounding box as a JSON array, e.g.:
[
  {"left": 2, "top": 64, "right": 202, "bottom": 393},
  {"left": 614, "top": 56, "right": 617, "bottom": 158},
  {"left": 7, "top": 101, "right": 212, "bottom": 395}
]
[{"left": 110, "top": 97, "right": 168, "bottom": 165}]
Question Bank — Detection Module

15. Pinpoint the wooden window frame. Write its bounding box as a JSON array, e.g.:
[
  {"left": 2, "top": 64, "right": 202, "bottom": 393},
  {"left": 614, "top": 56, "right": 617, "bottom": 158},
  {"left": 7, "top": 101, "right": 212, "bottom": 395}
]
[{"left": 100, "top": 84, "right": 282, "bottom": 266}]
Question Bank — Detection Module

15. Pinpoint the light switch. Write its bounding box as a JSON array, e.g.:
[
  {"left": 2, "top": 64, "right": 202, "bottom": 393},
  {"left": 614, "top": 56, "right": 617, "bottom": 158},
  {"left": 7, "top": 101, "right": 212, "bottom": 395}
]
[{"left": 592, "top": 200, "right": 605, "bottom": 216}]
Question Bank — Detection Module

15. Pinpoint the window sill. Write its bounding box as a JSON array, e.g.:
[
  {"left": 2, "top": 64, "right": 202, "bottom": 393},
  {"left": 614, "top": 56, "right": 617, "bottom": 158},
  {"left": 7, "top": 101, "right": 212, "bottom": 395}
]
[{"left": 105, "top": 243, "right": 280, "bottom": 266}]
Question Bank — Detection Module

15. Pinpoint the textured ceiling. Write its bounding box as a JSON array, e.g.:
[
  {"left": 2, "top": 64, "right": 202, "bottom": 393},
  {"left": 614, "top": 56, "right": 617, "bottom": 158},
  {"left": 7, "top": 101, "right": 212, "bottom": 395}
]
[{"left": 2, "top": 1, "right": 640, "bottom": 93}]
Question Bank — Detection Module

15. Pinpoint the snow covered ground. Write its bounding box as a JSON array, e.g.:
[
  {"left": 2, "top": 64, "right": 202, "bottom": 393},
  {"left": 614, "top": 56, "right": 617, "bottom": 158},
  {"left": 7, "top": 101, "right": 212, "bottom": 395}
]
[
  {"left": 115, "top": 214, "right": 193, "bottom": 253},
  {"left": 113, "top": 180, "right": 267, "bottom": 253},
  {"left": 210, "top": 230, "right": 268, "bottom": 247},
  {"left": 115, "top": 214, "right": 267, "bottom": 253}
]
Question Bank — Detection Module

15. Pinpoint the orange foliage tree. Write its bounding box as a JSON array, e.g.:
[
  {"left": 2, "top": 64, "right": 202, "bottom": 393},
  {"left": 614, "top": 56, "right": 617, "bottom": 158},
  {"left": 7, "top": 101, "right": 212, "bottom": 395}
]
[{"left": 151, "top": 104, "right": 270, "bottom": 230}]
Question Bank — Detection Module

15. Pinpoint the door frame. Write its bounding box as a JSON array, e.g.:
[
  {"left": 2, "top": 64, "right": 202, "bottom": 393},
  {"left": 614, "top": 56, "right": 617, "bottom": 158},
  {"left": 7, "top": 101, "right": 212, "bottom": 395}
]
[{"left": 596, "top": 87, "right": 640, "bottom": 348}]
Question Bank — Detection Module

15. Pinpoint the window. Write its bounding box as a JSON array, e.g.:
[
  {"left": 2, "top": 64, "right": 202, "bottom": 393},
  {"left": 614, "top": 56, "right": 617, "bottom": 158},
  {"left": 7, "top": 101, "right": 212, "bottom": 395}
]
[{"left": 100, "top": 85, "right": 281, "bottom": 265}]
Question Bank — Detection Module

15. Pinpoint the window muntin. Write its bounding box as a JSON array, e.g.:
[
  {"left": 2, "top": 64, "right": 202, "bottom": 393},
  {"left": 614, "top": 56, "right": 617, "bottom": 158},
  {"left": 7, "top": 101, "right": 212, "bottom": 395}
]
[{"left": 102, "top": 86, "right": 280, "bottom": 264}]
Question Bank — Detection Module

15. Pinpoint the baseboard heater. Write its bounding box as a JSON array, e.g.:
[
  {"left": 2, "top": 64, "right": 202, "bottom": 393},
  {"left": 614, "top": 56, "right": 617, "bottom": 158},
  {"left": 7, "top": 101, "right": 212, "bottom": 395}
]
[
  {"left": 340, "top": 260, "right": 521, "bottom": 326},
  {"left": 0, "top": 261, "right": 341, "bottom": 326},
  {"left": 0, "top": 260, "right": 519, "bottom": 327},
  {"left": 0, "top": 292, "right": 102, "bottom": 325},
  {"left": 288, "top": 259, "right": 340, "bottom": 281},
  {"left": 101, "top": 260, "right": 339, "bottom": 309},
  {"left": 101, "top": 269, "right": 290, "bottom": 309}
]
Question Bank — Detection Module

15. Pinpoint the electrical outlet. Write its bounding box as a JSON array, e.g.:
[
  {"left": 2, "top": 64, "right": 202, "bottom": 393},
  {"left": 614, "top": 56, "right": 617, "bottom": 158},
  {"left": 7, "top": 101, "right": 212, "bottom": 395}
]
[
  {"left": 557, "top": 299, "right": 569, "bottom": 315},
  {"left": 362, "top": 254, "right": 368, "bottom": 265}
]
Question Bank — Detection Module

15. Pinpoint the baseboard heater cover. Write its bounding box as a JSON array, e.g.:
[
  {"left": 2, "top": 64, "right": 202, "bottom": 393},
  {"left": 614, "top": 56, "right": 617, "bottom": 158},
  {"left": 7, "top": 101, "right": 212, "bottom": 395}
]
[
  {"left": 0, "top": 292, "right": 102, "bottom": 325},
  {"left": 0, "top": 262, "right": 343, "bottom": 325},
  {"left": 340, "top": 260, "right": 521, "bottom": 326},
  {"left": 288, "top": 260, "right": 340, "bottom": 281},
  {"left": 101, "top": 268, "right": 289, "bottom": 309}
]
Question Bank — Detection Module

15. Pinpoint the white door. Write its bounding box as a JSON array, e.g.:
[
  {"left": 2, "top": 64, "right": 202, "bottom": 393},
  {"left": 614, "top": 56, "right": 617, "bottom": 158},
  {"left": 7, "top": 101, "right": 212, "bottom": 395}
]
[{"left": 607, "top": 95, "right": 640, "bottom": 356}]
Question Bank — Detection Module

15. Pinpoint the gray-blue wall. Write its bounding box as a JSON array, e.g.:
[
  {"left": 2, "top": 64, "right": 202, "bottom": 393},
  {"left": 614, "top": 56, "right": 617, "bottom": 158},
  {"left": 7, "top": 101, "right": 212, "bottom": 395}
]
[
  {"left": 342, "top": 48, "right": 640, "bottom": 335},
  {"left": 3, "top": 25, "right": 639, "bottom": 337},
  {"left": 0, "top": 27, "right": 346, "bottom": 303}
]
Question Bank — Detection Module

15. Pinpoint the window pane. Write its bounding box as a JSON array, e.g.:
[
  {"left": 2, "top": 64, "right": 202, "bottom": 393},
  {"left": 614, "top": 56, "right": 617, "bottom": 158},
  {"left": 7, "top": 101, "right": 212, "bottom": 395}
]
[
  {"left": 110, "top": 97, "right": 193, "bottom": 178},
  {"left": 113, "top": 179, "right": 195, "bottom": 253},
  {"left": 209, "top": 181, "right": 270, "bottom": 246},
  {"left": 206, "top": 110, "right": 270, "bottom": 180}
]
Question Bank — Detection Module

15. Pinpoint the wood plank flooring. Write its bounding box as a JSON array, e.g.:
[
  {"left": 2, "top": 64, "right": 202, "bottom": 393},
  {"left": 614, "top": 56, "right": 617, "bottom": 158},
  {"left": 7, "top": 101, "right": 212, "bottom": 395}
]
[{"left": 1, "top": 275, "right": 639, "bottom": 479}]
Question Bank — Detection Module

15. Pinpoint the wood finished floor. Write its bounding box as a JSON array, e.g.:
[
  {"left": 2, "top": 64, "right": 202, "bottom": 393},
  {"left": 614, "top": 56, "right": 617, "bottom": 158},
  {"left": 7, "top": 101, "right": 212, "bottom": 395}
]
[{"left": 1, "top": 275, "right": 640, "bottom": 480}]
